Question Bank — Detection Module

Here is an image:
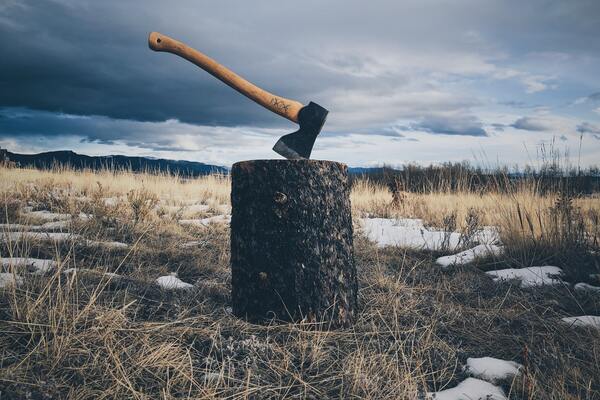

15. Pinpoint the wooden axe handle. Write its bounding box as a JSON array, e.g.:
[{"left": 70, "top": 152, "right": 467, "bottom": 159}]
[{"left": 148, "top": 32, "right": 303, "bottom": 123}]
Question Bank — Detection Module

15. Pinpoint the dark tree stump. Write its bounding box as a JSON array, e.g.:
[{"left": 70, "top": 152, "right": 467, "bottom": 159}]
[{"left": 230, "top": 159, "right": 357, "bottom": 327}]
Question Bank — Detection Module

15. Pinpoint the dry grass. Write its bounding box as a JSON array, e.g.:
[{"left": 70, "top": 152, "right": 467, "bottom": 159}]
[{"left": 0, "top": 165, "right": 599, "bottom": 399}]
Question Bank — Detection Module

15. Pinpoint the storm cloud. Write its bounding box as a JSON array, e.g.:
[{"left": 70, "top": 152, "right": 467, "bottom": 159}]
[
  {"left": 1, "top": 0, "right": 600, "bottom": 165},
  {"left": 511, "top": 117, "right": 551, "bottom": 131}
]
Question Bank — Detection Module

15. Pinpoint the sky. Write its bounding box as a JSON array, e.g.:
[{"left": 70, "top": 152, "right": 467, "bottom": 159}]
[{"left": 1, "top": 0, "right": 600, "bottom": 168}]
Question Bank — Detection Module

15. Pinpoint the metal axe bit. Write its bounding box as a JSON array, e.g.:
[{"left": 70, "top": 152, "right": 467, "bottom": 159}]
[{"left": 148, "top": 32, "right": 328, "bottom": 160}]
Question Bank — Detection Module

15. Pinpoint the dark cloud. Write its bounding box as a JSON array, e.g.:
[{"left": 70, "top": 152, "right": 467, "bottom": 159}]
[
  {"left": 0, "top": 1, "right": 339, "bottom": 128},
  {"left": 584, "top": 92, "right": 600, "bottom": 103},
  {"left": 511, "top": 117, "right": 549, "bottom": 131},
  {"left": 1, "top": 0, "right": 600, "bottom": 163},
  {"left": 2, "top": 0, "right": 599, "bottom": 127},
  {"left": 576, "top": 122, "right": 600, "bottom": 135},
  {"left": 498, "top": 101, "right": 542, "bottom": 109},
  {"left": 0, "top": 107, "right": 278, "bottom": 153},
  {"left": 398, "top": 115, "right": 488, "bottom": 137}
]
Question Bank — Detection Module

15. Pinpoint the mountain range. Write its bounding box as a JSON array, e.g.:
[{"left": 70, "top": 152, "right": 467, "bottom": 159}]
[{"left": 2, "top": 149, "right": 228, "bottom": 176}]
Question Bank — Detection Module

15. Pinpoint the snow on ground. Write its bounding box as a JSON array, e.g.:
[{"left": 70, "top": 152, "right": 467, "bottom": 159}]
[
  {"left": 2, "top": 231, "right": 77, "bottom": 242},
  {"left": 0, "top": 272, "right": 23, "bottom": 288},
  {"left": 486, "top": 266, "right": 564, "bottom": 288},
  {"left": 474, "top": 226, "right": 501, "bottom": 245},
  {"left": 1, "top": 257, "right": 58, "bottom": 274},
  {"left": 561, "top": 315, "right": 600, "bottom": 329},
  {"left": 0, "top": 223, "right": 36, "bottom": 231},
  {"left": 463, "top": 357, "right": 522, "bottom": 383},
  {"left": 39, "top": 220, "right": 70, "bottom": 229},
  {"left": 427, "top": 377, "right": 506, "bottom": 400},
  {"left": 86, "top": 240, "right": 129, "bottom": 249},
  {"left": 574, "top": 283, "right": 600, "bottom": 293},
  {"left": 185, "top": 204, "right": 211, "bottom": 213},
  {"left": 179, "top": 215, "right": 231, "bottom": 227},
  {"left": 102, "top": 197, "right": 121, "bottom": 206},
  {"left": 360, "top": 218, "right": 460, "bottom": 250},
  {"left": 155, "top": 273, "right": 194, "bottom": 290},
  {"left": 0, "top": 220, "right": 70, "bottom": 231},
  {"left": 179, "top": 240, "right": 206, "bottom": 248},
  {"left": 360, "top": 218, "right": 500, "bottom": 251},
  {"left": 1, "top": 232, "right": 128, "bottom": 249},
  {"left": 436, "top": 245, "right": 504, "bottom": 268},
  {"left": 22, "top": 210, "right": 71, "bottom": 221}
]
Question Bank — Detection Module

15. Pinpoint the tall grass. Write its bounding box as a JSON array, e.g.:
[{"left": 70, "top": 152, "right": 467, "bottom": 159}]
[
  {"left": 0, "top": 164, "right": 599, "bottom": 398},
  {"left": 0, "top": 165, "right": 230, "bottom": 206}
]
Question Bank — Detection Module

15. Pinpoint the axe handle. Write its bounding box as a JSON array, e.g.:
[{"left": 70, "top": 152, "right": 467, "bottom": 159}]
[{"left": 148, "top": 32, "right": 303, "bottom": 123}]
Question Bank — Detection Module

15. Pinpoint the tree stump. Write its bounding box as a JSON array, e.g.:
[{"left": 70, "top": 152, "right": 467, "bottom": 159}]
[{"left": 230, "top": 159, "right": 357, "bottom": 327}]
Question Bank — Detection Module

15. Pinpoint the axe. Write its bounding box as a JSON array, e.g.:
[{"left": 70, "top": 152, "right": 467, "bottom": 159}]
[{"left": 148, "top": 32, "right": 328, "bottom": 159}]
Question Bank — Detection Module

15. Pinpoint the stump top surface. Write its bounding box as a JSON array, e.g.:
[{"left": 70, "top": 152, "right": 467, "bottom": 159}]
[{"left": 232, "top": 159, "right": 347, "bottom": 170}]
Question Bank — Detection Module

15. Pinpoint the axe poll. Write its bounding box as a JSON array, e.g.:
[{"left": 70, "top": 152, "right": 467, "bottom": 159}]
[{"left": 148, "top": 32, "right": 328, "bottom": 159}]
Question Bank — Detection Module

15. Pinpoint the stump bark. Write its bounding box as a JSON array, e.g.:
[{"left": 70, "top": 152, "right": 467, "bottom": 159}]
[{"left": 230, "top": 159, "right": 357, "bottom": 326}]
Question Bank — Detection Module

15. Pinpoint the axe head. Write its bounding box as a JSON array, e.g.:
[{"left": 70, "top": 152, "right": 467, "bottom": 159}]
[{"left": 273, "top": 102, "right": 328, "bottom": 159}]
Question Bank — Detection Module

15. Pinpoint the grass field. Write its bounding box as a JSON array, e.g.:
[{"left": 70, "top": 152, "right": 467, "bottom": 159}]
[{"left": 0, "top": 165, "right": 599, "bottom": 399}]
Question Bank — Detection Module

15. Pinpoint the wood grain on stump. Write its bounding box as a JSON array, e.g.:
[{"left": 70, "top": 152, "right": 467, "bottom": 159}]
[{"left": 230, "top": 159, "right": 357, "bottom": 327}]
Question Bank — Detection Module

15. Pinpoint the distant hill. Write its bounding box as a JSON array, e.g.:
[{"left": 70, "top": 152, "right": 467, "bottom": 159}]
[{"left": 3, "top": 149, "right": 228, "bottom": 176}]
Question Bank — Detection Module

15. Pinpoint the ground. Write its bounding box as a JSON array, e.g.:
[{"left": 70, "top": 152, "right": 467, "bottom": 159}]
[{"left": 0, "top": 166, "right": 599, "bottom": 399}]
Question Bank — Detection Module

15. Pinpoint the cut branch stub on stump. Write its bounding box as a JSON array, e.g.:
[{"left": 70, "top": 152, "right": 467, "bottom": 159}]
[{"left": 230, "top": 159, "right": 357, "bottom": 327}]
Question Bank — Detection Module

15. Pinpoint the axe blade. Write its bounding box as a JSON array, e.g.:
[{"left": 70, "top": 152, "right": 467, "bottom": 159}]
[{"left": 273, "top": 102, "right": 328, "bottom": 160}]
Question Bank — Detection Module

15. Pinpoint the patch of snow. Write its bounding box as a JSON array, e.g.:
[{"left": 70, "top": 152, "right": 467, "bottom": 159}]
[
  {"left": 186, "top": 204, "right": 210, "bottom": 213},
  {"left": 23, "top": 210, "right": 71, "bottom": 221},
  {"left": 1, "top": 257, "right": 58, "bottom": 274},
  {"left": 486, "top": 266, "right": 564, "bottom": 288},
  {"left": 436, "top": 245, "right": 504, "bottom": 268},
  {"left": 155, "top": 273, "right": 194, "bottom": 290},
  {"left": 179, "top": 240, "right": 206, "bottom": 248},
  {"left": 2, "top": 231, "right": 79, "bottom": 242},
  {"left": 103, "top": 197, "right": 120, "bottom": 206},
  {"left": 561, "top": 315, "right": 600, "bottom": 329},
  {"left": 574, "top": 282, "right": 600, "bottom": 294},
  {"left": 156, "top": 204, "right": 183, "bottom": 213},
  {"left": 86, "top": 240, "right": 129, "bottom": 249},
  {"left": 179, "top": 219, "right": 203, "bottom": 226},
  {"left": 360, "top": 218, "right": 461, "bottom": 250},
  {"left": 473, "top": 226, "right": 501, "bottom": 244},
  {"left": 179, "top": 215, "right": 231, "bottom": 227},
  {"left": 1, "top": 232, "right": 127, "bottom": 249},
  {"left": 103, "top": 272, "right": 121, "bottom": 279},
  {"left": 0, "top": 223, "right": 37, "bottom": 231},
  {"left": 463, "top": 357, "right": 522, "bottom": 383},
  {"left": 427, "top": 378, "right": 506, "bottom": 400},
  {"left": 473, "top": 226, "right": 501, "bottom": 245},
  {"left": 77, "top": 213, "right": 93, "bottom": 220},
  {"left": 1, "top": 220, "right": 72, "bottom": 231},
  {"left": 0, "top": 272, "right": 23, "bottom": 288},
  {"left": 40, "top": 220, "right": 70, "bottom": 230}
]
